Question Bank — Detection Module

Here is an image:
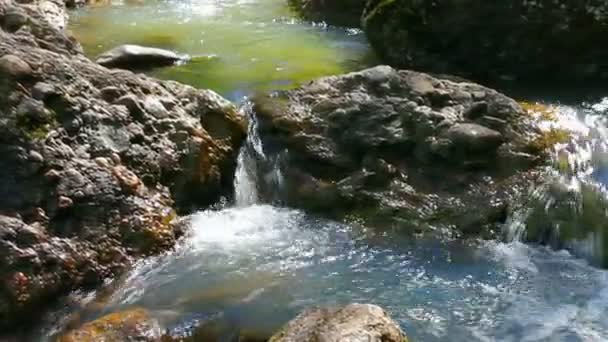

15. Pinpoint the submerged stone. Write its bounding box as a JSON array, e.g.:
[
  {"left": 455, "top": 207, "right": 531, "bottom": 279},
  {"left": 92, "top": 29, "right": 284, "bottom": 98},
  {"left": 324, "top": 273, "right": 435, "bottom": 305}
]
[{"left": 96, "top": 44, "right": 189, "bottom": 69}]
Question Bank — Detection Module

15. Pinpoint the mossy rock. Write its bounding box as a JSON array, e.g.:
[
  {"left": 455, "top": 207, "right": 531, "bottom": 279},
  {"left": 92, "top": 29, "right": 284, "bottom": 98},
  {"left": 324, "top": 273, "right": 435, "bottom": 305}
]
[
  {"left": 58, "top": 308, "right": 162, "bottom": 342},
  {"left": 524, "top": 182, "right": 608, "bottom": 267},
  {"left": 363, "top": 0, "right": 608, "bottom": 83},
  {"left": 287, "top": 0, "right": 367, "bottom": 27}
]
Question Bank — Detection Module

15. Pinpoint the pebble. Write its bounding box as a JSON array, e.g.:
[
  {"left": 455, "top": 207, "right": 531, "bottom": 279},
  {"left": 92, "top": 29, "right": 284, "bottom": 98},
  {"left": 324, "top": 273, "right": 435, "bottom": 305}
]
[
  {"left": 94, "top": 157, "right": 111, "bottom": 168},
  {"left": 0, "top": 54, "right": 32, "bottom": 78},
  {"left": 58, "top": 196, "right": 74, "bottom": 209},
  {"left": 110, "top": 152, "right": 121, "bottom": 165}
]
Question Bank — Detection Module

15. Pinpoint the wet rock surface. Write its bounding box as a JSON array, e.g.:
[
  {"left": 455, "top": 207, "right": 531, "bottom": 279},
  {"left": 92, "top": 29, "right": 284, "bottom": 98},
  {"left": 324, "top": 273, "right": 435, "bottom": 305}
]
[
  {"left": 58, "top": 308, "right": 162, "bottom": 342},
  {"left": 0, "top": 0, "right": 246, "bottom": 331},
  {"left": 269, "top": 303, "right": 408, "bottom": 342},
  {"left": 287, "top": 0, "right": 366, "bottom": 27},
  {"left": 96, "top": 44, "right": 190, "bottom": 70},
  {"left": 363, "top": 0, "right": 608, "bottom": 83},
  {"left": 253, "top": 66, "right": 546, "bottom": 237}
]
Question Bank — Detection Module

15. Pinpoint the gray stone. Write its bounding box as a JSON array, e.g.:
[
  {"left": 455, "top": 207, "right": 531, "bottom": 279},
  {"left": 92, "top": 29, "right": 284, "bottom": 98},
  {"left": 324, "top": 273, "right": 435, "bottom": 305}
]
[
  {"left": 442, "top": 123, "right": 504, "bottom": 153},
  {"left": 96, "top": 44, "right": 189, "bottom": 69},
  {"left": 32, "top": 82, "right": 57, "bottom": 101},
  {"left": 252, "top": 66, "right": 545, "bottom": 237}
]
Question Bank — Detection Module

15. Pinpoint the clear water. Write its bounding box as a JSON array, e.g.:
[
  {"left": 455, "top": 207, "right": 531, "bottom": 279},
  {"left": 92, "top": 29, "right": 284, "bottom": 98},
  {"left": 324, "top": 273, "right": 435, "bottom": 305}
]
[
  {"left": 68, "top": 0, "right": 372, "bottom": 100},
  {"left": 51, "top": 205, "right": 608, "bottom": 341},
  {"left": 62, "top": 1, "right": 608, "bottom": 340}
]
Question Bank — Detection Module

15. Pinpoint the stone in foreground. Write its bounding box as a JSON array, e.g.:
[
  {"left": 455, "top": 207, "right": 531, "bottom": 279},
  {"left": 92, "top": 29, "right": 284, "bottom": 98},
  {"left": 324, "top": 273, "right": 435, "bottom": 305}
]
[
  {"left": 58, "top": 308, "right": 162, "bottom": 342},
  {"left": 96, "top": 44, "right": 189, "bottom": 69},
  {"left": 270, "top": 303, "right": 408, "bottom": 342}
]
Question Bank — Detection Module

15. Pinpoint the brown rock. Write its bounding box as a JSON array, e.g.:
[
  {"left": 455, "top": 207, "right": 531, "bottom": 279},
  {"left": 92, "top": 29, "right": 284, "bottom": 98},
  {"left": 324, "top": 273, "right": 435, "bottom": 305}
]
[
  {"left": 113, "top": 165, "right": 141, "bottom": 193},
  {"left": 0, "top": 54, "right": 32, "bottom": 78},
  {"left": 269, "top": 304, "right": 408, "bottom": 342},
  {"left": 58, "top": 308, "right": 162, "bottom": 342}
]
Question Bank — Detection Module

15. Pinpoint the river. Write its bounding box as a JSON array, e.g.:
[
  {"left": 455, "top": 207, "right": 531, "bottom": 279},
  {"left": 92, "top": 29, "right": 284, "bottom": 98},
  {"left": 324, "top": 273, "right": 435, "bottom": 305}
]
[{"left": 52, "top": 0, "right": 608, "bottom": 341}]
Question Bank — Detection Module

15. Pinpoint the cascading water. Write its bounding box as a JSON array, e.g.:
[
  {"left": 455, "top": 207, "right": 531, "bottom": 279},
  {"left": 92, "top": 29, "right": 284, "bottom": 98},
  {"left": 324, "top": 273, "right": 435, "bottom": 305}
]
[
  {"left": 233, "top": 102, "right": 265, "bottom": 206},
  {"left": 233, "top": 100, "right": 286, "bottom": 207},
  {"left": 503, "top": 98, "right": 608, "bottom": 266}
]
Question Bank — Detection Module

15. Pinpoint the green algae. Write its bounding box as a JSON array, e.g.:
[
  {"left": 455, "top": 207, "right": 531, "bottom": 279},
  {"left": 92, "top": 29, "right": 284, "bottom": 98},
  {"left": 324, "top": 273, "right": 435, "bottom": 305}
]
[{"left": 68, "top": 0, "right": 371, "bottom": 98}]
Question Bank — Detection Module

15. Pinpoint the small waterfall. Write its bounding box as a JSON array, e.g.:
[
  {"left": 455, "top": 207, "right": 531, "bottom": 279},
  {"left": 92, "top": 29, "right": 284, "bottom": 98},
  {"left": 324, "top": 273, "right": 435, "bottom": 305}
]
[
  {"left": 233, "top": 100, "right": 288, "bottom": 207},
  {"left": 503, "top": 98, "right": 608, "bottom": 266},
  {"left": 234, "top": 101, "right": 266, "bottom": 206}
]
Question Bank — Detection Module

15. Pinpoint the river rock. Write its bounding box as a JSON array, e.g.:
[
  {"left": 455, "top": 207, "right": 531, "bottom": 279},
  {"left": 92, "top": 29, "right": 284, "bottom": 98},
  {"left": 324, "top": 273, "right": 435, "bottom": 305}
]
[
  {"left": 288, "top": 0, "right": 365, "bottom": 27},
  {"left": 0, "top": 0, "right": 246, "bottom": 332},
  {"left": 363, "top": 0, "right": 608, "bottom": 83},
  {"left": 253, "top": 65, "right": 547, "bottom": 237},
  {"left": 96, "top": 44, "right": 189, "bottom": 69},
  {"left": 58, "top": 308, "right": 162, "bottom": 342},
  {"left": 269, "top": 304, "right": 408, "bottom": 342}
]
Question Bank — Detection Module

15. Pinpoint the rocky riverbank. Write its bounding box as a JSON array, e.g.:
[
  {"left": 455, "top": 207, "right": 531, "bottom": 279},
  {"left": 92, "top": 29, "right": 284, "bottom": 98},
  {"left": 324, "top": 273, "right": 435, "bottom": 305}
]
[{"left": 0, "top": 0, "right": 245, "bottom": 330}]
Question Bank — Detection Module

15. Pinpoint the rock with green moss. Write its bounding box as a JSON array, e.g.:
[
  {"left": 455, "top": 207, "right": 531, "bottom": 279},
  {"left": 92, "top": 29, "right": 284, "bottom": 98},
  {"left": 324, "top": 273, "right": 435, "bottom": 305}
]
[
  {"left": 288, "top": 0, "right": 366, "bottom": 27},
  {"left": 363, "top": 0, "right": 608, "bottom": 83},
  {"left": 269, "top": 304, "right": 408, "bottom": 342},
  {"left": 252, "top": 66, "right": 548, "bottom": 237},
  {"left": 0, "top": 0, "right": 246, "bottom": 333},
  {"left": 523, "top": 181, "right": 608, "bottom": 267}
]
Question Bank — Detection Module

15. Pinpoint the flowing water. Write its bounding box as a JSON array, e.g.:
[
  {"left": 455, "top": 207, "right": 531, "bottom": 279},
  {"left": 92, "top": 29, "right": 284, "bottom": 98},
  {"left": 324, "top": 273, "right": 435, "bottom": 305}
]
[{"left": 57, "top": 1, "right": 608, "bottom": 341}]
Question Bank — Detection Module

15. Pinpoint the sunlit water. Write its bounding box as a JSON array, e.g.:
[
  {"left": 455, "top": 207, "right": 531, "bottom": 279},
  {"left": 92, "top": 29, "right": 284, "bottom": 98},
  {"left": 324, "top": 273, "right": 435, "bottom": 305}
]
[
  {"left": 68, "top": 0, "right": 372, "bottom": 100},
  {"left": 45, "top": 205, "right": 608, "bottom": 341}
]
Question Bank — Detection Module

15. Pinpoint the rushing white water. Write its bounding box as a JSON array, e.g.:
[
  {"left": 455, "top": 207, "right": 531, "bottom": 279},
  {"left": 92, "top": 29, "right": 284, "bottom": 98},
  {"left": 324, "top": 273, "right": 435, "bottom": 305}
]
[
  {"left": 233, "top": 103, "right": 265, "bottom": 206},
  {"left": 503, "top": 98, "right": 608, "bottom": 266},
  {"left": 60, "top": 205, "right": 608, "bottom": 341}
]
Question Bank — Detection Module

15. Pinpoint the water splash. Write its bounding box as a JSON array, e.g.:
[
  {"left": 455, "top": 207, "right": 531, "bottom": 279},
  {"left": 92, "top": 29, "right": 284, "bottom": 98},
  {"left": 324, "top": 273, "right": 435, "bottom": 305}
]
[
  {"left": 504, "top": 98, "right": 608, "bottom": 266},
  {"left": 233, "top": 100, "right": 287, "bottom": 206},
  {"left": 234, "top": 102, "right": 265, "bottom": 206}
]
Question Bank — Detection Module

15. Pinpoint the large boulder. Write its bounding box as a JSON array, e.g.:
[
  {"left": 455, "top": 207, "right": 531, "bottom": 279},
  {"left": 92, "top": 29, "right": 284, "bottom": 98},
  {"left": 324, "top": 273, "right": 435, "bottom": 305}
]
[
  {"left": 96, "top": 44, "right": 190, "bottom": 70},
  {"left": 0, "top": 0, "right": 246, "bottom": 331},
  {"left": 363, "top": 0, "right": 608, "bottom": 83},
  {"left": 287, "top": 0, "right": 366, "bottom": 27},
  {"left": 269, "top": 304, "right": 408, "bottom": 342},
  {"left": 252, "top": 66, "right": 548, "bottom": 237}
]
